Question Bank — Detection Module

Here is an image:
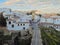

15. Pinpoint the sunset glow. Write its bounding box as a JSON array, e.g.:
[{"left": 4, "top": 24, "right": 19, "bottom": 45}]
[{"left": 0, "top": 0, "right": 60, "bottom": 13}]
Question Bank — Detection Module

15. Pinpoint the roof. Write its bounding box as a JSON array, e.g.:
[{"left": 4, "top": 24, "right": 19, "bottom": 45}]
[
  {"left": 16, "top": 22, "right": 29, "bottom": 24},
  {"left": 11, "top": 16, "right": 20, "bottom": 19},
  {"left": 7, "top": 15, "right": 31, "bottom": 23},
  {"left": 50, "top": 16, "right": 60, "bottom": 19},
  {"left": 40, "top": 22, "right": 53, "bottom": 25},
  {"left": 7, "top": 19, "right": 15, "bottom": 21},
  {"left": 54, "top": 24, "right": 60, "bottom": 26}
]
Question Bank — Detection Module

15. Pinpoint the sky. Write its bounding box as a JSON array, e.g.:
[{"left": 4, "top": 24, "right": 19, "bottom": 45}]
[{"left": 0, "top": 0, "right": 60, "bottom": 13}]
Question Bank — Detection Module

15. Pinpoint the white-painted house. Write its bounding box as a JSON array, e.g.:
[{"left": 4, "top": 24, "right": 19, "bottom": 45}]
[
  {"left": 51, "top": 16, "right": 60, "bottom": 31},
  {"left": 6, "top": 14, "right": 32, "bottom": 30},
  {"left": 0, "top": 8, "right": 11, "bottom": 13},
  {"left": 39, "top": 15, "right": 60, "bottom": 31},
  {"left": 40, "top": 16, "right": 53, "bottom": 27},
  {"left": 1, "top": 8, "right": 60, "bottom": 31},
  {"left": 5, "top": 11, "right": 40, "bottom": 31}
]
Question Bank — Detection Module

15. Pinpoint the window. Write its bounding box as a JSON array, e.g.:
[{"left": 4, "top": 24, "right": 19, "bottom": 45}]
[
  {"left": 23, "top": 27, "right": 25, "bottom": 30},
  {"left": 21, "top": 24, "right": 22, "bottom": 26},
  {"left": 12, "top": 24, "right": 14, "bottom": 28},
  {"left": 23, "top": 24, "right": 25, "bottom": 26},
  {"left": 18, "top": 24, "right": 19, "bottom": 26},
  {"left": 21, "top": 24, "right": 25, "bottom": 26},
  {"left": 9, "top": 21, "right": 11, "bottom": 24}
]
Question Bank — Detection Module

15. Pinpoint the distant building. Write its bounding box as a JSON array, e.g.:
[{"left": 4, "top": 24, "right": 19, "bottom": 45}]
[
  {"left": 51, "top": 16, "right": 60, "bottom": 31},
  {"left": 39, "top": 15, "right": 60, "bottom": 31},
  {"left": 2, "top": 9, "right": 60, "bottom": 31},
  {"left": 2, "top": 10, "right": 40, "bottom": 31},
  {"left": 0, "top": 8, "right": 11, "bottom": 13}
]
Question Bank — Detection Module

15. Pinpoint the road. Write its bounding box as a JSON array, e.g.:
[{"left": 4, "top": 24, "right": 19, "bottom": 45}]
[{"left": 31, "top": 23, "right": 43, "bottom": 45}]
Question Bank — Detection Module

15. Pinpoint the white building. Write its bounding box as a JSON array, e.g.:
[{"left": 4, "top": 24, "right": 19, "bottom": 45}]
[
  {"left": 40, "top": 16, "right": 53, "bottom": 27},
  {"left": 6, "top": 14, "right": 32, "bottom": 30},
  {"left": 39, "top": 15, "right": 60, "bottom": 31},
  {"left": 51, "top": 16, "right": 60, "bottom": 31},
  {"left": 0, "top": 8, "right": 11, "bottom": 13},
  {"left": 2, "top": 8, "right": 60, "bottom": 31},
  {"left": 5, "top": 11, "right": 40, "bottom": 30}
]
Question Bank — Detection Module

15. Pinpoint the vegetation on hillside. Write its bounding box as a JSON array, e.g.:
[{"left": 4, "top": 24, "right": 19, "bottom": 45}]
[
  {"left": 0, "top": 30, "right": 32, "bottom": 45},
  {"left": 57, "top": 14, "right": 60, "bottom": 16},
  {"left": 40, "top": 26, "right": 60, "bottom": 45}
]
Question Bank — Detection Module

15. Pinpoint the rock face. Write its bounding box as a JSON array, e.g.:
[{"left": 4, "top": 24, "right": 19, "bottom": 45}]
[
  {"left": 0, "top": 8, "right": 12, "bottom": 31},
  {"left": 13, "top": 31, "right": 32, "bottom": 45},
  {"left": 0, "top": 30, "right": 32, "bottom": 45}
]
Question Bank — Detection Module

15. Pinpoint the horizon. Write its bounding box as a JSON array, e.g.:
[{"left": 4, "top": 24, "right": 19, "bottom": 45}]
[{"left": 0, "top": 0, "right": 60, "bottom": 13}]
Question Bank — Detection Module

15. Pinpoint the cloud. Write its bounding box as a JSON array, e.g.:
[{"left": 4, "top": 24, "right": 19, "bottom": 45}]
[
  {"left": 2, "top": 0, "right": 59, "bottom": 7},
  {"left": 14, "top": 0, "right": 51, "bottom": 7},
  {"left": 0, "top": 0, "right": 60, "bottom": 13},
  {"left": 31, "top": 1, "right": 51, "bottom": 7},
  {"left": 3, "top": 0, "right": 20, "bottom": 5}
]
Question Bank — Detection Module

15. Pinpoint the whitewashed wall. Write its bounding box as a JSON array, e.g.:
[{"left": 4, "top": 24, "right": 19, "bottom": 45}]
[{"left": 6, "top": 21, "right": 30, "bottom": 30}]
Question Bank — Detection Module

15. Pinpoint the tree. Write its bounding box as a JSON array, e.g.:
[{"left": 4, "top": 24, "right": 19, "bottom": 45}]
[
  {"left": 57, "top": 14, "right": 60, "bottom": 16},
  {"left": 27, "top": 12, "right": 32, "bottom": 15},
  {"left": 39, "top": 14, "right": 42, "bottom": 17},
  {"left": 0, "top": 12, "right": 6, "bottom": 27}
]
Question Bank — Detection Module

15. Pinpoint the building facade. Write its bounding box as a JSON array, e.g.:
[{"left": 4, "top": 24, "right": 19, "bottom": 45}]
[
  {"left": 2, "top": 10, "right": 60, "bottom": 31},
  {"left": 39, "top": 15, "right": 60, "bottom": 31},
  {"left": 6, "top": 15, "right": 32, "bottom": 30}
]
